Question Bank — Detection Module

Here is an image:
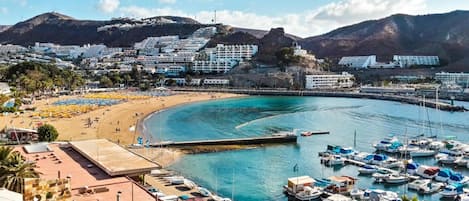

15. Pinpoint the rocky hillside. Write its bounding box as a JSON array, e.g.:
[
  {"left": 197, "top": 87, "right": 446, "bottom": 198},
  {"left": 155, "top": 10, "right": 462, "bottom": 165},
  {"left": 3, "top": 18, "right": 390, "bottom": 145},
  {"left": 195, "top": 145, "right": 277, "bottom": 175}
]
[
  {"left": 299, "top": 10, "right": 469, "bottom": 65},
  {"left": 0, "top": 12, "right": 212, "bottom": 47}
]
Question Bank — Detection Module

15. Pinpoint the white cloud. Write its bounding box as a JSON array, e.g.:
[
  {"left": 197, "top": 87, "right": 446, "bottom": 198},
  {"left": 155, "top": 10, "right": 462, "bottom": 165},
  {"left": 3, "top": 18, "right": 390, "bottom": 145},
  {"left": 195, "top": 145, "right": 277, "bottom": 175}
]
[
  {"left": 159, "top": 0, "right": 177, "bottom": 4},
  {"left": 97, "top": 0, "right": 120, "bottom": 13},
  {"left": 118, "top": 0, "right": 429, "bottom": 37}
]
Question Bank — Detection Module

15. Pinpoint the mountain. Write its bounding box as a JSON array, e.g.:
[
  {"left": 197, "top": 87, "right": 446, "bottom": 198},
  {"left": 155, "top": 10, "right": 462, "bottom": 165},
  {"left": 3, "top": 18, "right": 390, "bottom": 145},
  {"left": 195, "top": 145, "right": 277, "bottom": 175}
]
[
  {"left": 0, "top": 25, "right": 11, "bottom": 33},
  {"left": 0, "top": 12, "right": 212, "bottom": 47},
  {"left": 233, "top": 27, "right": 302, "bottom": 40},
  {"left": 299, "top": 10, "right": 469, "bottom": 64}
]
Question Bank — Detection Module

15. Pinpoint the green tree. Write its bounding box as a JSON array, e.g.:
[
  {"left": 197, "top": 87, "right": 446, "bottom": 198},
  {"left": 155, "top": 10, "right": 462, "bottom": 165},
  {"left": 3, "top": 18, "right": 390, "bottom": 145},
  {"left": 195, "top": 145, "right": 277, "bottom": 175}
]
[
  {"left": 0, "top": 146, "right": 40, "bottom": 193},
  {"left": 185, "top": 74, "right": 193, "bottom": 86},
  {"left": 37, "top": 124, "right": 59, "bottom": 142},
  {"left": 99, "top": 76, "right": 114, "bottom": 88},
  {"left": 275, "top": 47, "right": 300, "bottom": 67}
]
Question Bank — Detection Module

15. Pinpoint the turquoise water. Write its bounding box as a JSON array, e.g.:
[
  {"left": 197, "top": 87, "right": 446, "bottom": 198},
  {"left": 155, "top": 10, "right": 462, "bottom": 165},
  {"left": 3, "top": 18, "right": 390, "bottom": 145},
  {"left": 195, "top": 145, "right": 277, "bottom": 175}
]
[{"left": 144, "top": 96, "right": 469, "bottom": 201}]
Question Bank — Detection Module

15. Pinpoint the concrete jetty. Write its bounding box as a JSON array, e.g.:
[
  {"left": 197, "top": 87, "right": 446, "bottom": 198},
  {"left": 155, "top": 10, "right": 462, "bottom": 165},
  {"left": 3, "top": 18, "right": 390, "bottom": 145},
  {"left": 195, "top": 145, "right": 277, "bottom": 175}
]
[
  {"left": 150, "top": 135, "right": 297, "bottom": 147},
  {"left": 174, "top": 88, "right": 467, "bottom": 112}
]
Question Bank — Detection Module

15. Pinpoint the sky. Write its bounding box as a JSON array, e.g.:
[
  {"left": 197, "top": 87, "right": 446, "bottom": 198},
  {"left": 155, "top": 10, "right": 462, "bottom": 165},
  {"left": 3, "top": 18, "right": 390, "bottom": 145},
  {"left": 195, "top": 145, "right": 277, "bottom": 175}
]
[{"left": 0, "top": 0, "right": 468, "bottom": 37}]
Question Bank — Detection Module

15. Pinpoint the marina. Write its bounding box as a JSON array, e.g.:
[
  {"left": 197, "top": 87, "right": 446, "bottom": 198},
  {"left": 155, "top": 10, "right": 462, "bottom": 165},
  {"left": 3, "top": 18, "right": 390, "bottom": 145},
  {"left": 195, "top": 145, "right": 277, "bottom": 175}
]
[{"left": 144, "top": 96, "right": 469, "bottom": 200}]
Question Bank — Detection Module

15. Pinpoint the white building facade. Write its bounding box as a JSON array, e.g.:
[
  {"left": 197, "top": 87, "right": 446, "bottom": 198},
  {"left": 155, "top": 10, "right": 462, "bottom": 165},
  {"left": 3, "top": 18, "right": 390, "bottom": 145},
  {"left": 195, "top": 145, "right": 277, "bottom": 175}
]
[
  {"left": 305, "top": 72, "right": 355, "bottom": 89},
  {"left": 211, "top": 44, "right": 258, "bottom": 61},
  {"left": 393, "top": 55, "right": 439, "bottom": 68},
  {"left": 193, "top": 60, "right": 238, "bottom": 74},
  {"left": 338, "top": 55, "right": 377, "bottom": 69},
  {"left": 435, "top": 72, "right": 469, "bottom": 87}
]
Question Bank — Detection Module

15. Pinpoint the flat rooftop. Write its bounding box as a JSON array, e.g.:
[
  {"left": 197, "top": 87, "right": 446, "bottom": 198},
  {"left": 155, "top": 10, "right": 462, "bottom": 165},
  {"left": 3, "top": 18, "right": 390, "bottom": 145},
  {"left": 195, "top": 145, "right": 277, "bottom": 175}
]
[
  {"left": 70, "top": 139, "right": 159, "bottom": 176},
  {"left": 15, "top": 143, "right": 156, "bottom": 201}
]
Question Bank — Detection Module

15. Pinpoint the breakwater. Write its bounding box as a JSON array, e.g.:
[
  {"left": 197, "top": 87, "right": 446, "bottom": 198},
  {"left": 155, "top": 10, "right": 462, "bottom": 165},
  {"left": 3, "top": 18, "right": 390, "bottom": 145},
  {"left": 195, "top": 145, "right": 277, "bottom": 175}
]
[
  {"left": 150, "top": 135, "right": 297, "bottom": 147},
  {"left": 174, "top": 88, "right": 467, "bottom": 112}
]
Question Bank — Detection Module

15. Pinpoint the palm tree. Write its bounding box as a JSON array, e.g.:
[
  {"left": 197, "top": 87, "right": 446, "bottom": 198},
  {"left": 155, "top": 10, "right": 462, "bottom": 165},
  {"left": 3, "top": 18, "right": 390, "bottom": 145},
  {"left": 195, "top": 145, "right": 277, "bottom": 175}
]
[{"left": 0, "top": 146, "right": 40, "bottom": 193}]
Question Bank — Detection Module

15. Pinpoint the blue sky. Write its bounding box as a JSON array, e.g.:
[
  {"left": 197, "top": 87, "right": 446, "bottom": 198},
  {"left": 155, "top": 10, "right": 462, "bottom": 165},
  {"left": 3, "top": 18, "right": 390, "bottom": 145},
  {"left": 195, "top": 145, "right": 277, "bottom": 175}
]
[{"left": 0, "top": 0, "right": 468, "bottom": 37}]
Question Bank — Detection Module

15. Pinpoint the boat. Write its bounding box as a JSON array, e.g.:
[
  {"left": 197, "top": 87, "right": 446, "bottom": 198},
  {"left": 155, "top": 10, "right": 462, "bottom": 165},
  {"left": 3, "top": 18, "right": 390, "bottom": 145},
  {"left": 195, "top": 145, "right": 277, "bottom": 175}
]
[
  {"left": 436, "top": 153, "right": 462, "bottom": 164},
  {"left": 449, "top": 173, "right": 469, "bottom": 185},
  {"left": 398, "top": 145, "right": 420, "bottom": 154},
  {"left": 198, "top": 187, "right": 212, "bottom": 197},
  {"left": 370, "top": 154, "right": 388, "bottom": 165},
  {"left": 352, "top": 152, "right": 372, "bottom": 162},
  {"left": 435, "top": 168, "right": 454, "bottom": 182},
  {"left": 440, "top": 183, "right": 464, "bottom": 198},
  {"left": 301, "top": 131, "right": 329, "bottom": 136},
  {"left": 358, "top": 165, "right": 378, "bottom": 174},
  {"left": 164, "top": 176, "right": 185, "bottom": 185},
  {"left": 295, "top": 186, "right": 323, "bottom": 201},
  {"left": 284, "top": 176, "right": 315, "bottom": 196},
  {"left": 368, "top": 189, "right": 402, "bottom": 201},
  {"left": 408, "top": 179, "right": 430, "bottom": 191},
  {"left": 408, "top": 179, "right": 444, "bottom": 194},
  {"left": 455, "top": 155, "right": 469, "bottom": 167},
  {"left": 349, "top": 188, "right": 365, "bottom": 200},
  {"left": 321, "top": 155, "right": 345, "bottom": 166},
  {"left": 382, "top": 174, "right": 409, "bottom": 184},
  {"left": 324, "top": 176, "right": 357, "bottom": 194},
  {"left": 373, "top": 136, "right": 399, "bottom": 151},
  {"left": 409, "top": 149, "right": 437, "bottom": 157},
  {"left": 320, "top": 193, "right": 352, "bottom": 201},
  {"left": 405, "top": 162, "right": 419, "bottom": 175},
  {"left": 415, "top": 165, "right": 439, "bottom": 179}
]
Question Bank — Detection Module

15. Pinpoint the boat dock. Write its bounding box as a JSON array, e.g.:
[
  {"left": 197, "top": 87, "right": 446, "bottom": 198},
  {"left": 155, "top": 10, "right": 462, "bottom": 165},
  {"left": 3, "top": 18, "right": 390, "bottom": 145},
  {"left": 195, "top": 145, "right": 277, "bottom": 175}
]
[
  {"left": 149, "top": 135, "right": 298, "bottom": 147},
  {"left": 343, "top": 159, "right": 398, "bottom": 174}
]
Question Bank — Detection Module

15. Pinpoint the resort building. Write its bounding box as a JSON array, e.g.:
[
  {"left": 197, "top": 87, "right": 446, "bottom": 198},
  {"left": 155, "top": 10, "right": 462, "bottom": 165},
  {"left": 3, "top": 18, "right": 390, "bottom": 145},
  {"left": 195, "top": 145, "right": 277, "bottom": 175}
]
[
  {"left": 338, "top": 55, "right": 377, "bottom": 69},
  {"left": 193, "top": 60, "right": 238, "bottom": 73},
  {"left": 0, "top": 44, "right": 27, "bottom": 54},
  {"left": 435, "top": 72, "right": 469, "bottom": 87},
  {"left": 203, "top": 79, "right": 230, "bottom": 85},
  {"left": 305, "top": 72, "right": 355, "bottom": 89},
  {"left": 168, "top": 78, "right": 202, "bottom": 86},
  {"left": 393, "top": 55, "right": 440, "bottom": 68},
  {"left": 210, "top": 44, "right": 258, "bottom": 62}
]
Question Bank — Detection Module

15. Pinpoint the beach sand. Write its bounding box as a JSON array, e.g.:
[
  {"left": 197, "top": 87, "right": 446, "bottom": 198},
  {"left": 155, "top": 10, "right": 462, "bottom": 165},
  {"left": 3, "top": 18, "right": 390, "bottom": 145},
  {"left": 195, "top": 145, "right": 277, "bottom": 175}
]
[{"left": 1, "top": 92, "right": 242, "bottom": 164}]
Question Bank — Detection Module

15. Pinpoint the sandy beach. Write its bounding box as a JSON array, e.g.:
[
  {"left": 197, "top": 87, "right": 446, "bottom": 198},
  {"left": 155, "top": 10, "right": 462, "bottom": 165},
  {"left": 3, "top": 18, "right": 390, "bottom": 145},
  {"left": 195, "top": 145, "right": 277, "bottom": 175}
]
[{"left": 1, "top": 91, "right": 242, "bottom": 147}]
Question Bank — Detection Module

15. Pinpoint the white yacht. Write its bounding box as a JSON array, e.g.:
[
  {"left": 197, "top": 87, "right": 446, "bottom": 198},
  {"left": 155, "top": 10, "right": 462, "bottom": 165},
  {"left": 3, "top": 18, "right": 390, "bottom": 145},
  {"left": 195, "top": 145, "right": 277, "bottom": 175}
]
[
  {"left": 358, "top": 165, "right": 378, "bottom": 174},
  {"left": 198, "top": 187, "right": 212, "bottom": 197},
  {"left": 373, "top": 136, "right": 399, "bottom": 151},
  {"left": 382, "top": 174, "right": 409, "bottom": 184},
  {"left": 368, "top": 189, "right": 402, "bottom": 201},
  {"left": 295, "top": 186, "right": 323, "bottom": 201},
  {"left": 415, "top": 165, "right": 439, "bottom": 179},
  {"left": 409, "top": 149, "right": 437, "bottom": 157},
  {"left": 408, "top": 179, "right": 443, "bottom": 194},
  {"left": 440, "top": 183, "right": 464, "bottom": 198}
]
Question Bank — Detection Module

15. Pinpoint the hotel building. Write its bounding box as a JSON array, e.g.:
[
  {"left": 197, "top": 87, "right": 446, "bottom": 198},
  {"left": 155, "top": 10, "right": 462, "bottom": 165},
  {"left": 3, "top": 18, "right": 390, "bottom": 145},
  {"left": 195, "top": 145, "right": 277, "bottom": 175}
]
[
  {"left": 338, "top": 55, "right": 377, "bottom": 69},
  {"left": 305, "top": 72, "right": 355, "bottom": 89},
  {"left": 393, "top": 55, "right": 439, "bottom": 68},
  {"left": 435, "top": 72, "right": 469, "bottom": 87}
]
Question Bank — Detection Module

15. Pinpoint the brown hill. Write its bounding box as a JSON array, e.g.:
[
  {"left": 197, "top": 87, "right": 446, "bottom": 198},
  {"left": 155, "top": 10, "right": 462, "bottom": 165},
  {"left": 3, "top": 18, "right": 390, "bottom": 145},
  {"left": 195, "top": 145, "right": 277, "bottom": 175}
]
[
  {"left": 299, "top": 10, "right": 469, "bottom": 65},
  {"left": 0, "top": 12, "right": 211, "bottom": 47}
]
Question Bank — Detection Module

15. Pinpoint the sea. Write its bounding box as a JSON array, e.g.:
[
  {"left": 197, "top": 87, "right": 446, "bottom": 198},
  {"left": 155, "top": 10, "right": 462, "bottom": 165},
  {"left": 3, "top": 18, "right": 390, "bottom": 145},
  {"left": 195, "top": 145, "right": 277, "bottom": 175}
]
[{"left": 143, "top": 96, "right": 469, "bottom": 201}]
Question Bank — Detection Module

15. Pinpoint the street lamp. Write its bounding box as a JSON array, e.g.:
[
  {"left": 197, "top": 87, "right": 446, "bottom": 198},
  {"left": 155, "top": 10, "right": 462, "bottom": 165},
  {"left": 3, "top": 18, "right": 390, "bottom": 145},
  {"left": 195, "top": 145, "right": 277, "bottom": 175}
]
[{"left": 116, "top": 191, "right": 122, "bottom": 201}]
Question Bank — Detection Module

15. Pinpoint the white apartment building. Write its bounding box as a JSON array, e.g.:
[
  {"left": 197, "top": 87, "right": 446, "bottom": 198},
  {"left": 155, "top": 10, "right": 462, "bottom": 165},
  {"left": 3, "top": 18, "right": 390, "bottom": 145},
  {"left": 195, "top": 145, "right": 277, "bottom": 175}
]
[
  {"left": 168, "top": 78, "right": 202, "bottom": 86},
  {"left": 193, "top": 60, "right": 238, "bottom": 73},
  {"left": 435, "top": 72, "right": 469, "bottom": 87},
  {"left": 393, "top": 55, "right": 439, "bottom": 68},
  {"left": 338, "top": 55, "right": 377, "bottom": 69},
  {"left": 211, "top": 44, "right": 258, "bottom": 61},
  {"left": 203, "top": 79, "right": 230, "bottom": 85},
  {"left": 0, "top": 44, "right": 27, "bottom": 54},
  {"left": 305, "top": 72, "right": 355, "bottom": 89}
]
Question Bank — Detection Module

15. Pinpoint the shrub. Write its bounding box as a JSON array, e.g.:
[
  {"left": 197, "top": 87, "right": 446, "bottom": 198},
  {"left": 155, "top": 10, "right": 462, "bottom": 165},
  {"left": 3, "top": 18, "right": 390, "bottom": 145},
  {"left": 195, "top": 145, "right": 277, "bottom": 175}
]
[{"left": 37, "top": 124, "right": 59, "bottom": 142}]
